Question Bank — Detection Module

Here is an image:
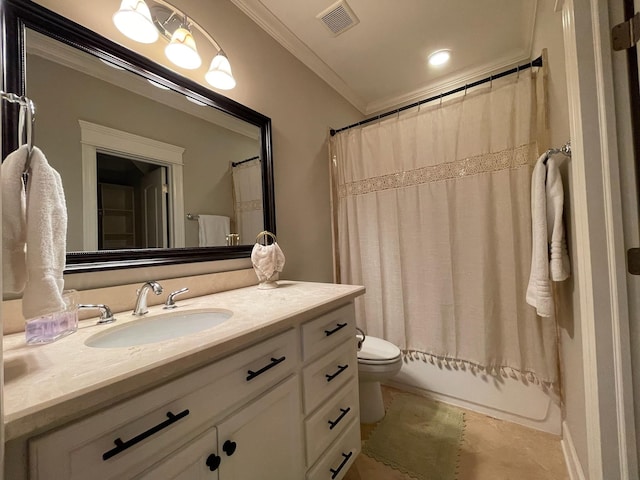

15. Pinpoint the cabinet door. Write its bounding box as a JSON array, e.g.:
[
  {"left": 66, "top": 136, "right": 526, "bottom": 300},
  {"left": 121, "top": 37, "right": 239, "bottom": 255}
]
[
  {"left": 217, "top": 376, "right": 303, "bottom": 480},
  {"left": 136, "top": 427, "right": 220, "bottom": 480}
]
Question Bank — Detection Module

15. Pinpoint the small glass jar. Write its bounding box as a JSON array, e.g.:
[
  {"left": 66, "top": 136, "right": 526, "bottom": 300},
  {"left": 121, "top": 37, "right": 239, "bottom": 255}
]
[{"left": 25, "top": 290, "right": 79, "bottom": 345}]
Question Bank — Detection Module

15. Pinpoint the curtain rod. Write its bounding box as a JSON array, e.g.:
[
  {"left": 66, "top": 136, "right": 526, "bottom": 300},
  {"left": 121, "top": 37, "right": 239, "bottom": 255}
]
[
  {"left": 330, "top": 55, "right": 543, "bottom": 136},
  {"left": 231, "top": 155, "right": 260, "bottom": 167}
]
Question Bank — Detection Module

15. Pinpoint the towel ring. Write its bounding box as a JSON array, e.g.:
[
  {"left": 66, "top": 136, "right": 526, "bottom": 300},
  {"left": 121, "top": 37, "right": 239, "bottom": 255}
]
[{"left": 256, "top": 230, "right": 277, "bottom": 245}]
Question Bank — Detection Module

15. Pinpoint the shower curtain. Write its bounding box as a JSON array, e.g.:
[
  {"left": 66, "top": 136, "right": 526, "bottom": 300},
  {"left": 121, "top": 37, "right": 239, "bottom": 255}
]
[
  {"left": 330, "top": 69, "right": 558, "bottom": 387},
  {"left": 231, "top": 158, "right": 263, "bottom": 244}
]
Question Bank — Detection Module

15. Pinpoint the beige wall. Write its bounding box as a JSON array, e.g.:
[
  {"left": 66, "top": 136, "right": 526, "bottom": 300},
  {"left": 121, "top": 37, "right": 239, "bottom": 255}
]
[
  {"left": 27, "top": 54, "right": 258, "bottom": 251},
  {"left": 532, "top": 0, "right": 587, "bottom": 471},
  {"left": 32, "top": 0, "right": 363, "bottom": 283}
]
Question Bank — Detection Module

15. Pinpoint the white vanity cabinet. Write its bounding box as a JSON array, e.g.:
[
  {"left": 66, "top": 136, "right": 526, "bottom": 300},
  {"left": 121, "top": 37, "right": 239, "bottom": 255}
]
[
  {"left": 300, "top": 303, "right": 361, "bottom": 480},
  {"left": 137, "top": 376, "right": 302, "bottom": 480},
  {"left": 29, "top": 329, "right": 300, "bottom": 480},
  {"left": 16, "top": 294, "right": 363, "bottom": 480}
]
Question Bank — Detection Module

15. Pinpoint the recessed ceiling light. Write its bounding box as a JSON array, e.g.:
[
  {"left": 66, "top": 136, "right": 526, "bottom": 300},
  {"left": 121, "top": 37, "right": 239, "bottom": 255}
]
[{"left": 428, "top": 50, "right": 451, "bottom": 67}]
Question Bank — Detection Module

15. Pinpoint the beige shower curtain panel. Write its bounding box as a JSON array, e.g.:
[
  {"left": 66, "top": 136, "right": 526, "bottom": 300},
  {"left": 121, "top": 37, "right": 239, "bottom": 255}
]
[
  {"left": 232, "top": 158, "right": 263, "bottom": 244},
  {"left": 330, "top": 70, "right": 558, "bottom": 387}
]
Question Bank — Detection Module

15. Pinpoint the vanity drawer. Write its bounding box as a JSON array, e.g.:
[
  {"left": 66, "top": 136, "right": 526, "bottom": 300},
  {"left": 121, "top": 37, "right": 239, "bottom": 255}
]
[
  {"left": 305, "top": 383, "right": 359, "bottom": 467},
  {"left": 303, "top": 339, "right": 357, "bottom": 414},
  {"left": 306, "top": 419, "right": 360, "bottom": 480},
  {"left": 30, "top": 329, "right": 297, "bottom": 480},
  {"left": 301, "top": 303, "right": 356, "bottom": 362}
]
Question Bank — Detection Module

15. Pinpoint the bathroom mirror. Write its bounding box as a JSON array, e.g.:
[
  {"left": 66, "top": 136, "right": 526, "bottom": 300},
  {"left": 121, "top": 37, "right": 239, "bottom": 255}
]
[{"left": 1, "top": 0, "right": 276, "bottom": 275}]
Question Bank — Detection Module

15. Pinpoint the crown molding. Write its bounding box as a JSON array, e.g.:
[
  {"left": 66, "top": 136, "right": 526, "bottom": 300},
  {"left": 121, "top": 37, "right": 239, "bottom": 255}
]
[
  {"left": 230, "top": 0, "right": 367, "bottom": 113},
  {"left": 365, "top": 50, "right": 531, "bottom": 115}
]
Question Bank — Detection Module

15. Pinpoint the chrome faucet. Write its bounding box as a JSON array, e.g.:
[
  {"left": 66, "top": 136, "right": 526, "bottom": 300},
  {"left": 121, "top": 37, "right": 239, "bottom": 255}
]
[
  {"left": 164, "top": 287, "right": 189, "bottom": 309},
  {"left": 133, "top": 281, "right": 163, "bottom": 316},
  {"left": 78, "top": 304, "right": 116, "bottom": 324}
]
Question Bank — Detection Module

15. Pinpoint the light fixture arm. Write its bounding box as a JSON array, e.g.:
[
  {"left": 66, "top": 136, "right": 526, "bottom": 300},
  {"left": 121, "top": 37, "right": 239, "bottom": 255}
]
[
  {"left": 114, "top": 0, "right": 235, "bottom": 89},
  {"left": 152, "top": 0, "right": 222, "bottom": 53}
]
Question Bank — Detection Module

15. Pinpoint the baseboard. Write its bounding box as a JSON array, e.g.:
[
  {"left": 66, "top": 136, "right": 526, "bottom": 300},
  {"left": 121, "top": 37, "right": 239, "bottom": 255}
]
[{"left": 561, "top": 421, "right": 587, "bottom": 480}]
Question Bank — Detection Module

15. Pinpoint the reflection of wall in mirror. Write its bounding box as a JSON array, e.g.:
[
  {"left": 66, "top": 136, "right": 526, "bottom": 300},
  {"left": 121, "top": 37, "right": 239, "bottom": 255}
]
[{"left": 26, "top": 53, "right": 260, "bottom": 251}]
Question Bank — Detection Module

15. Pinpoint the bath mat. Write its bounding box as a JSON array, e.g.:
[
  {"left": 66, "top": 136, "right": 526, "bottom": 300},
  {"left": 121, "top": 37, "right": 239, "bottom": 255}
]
[{"left": 362, "top": 393, "right": 465, "bottom": 480}]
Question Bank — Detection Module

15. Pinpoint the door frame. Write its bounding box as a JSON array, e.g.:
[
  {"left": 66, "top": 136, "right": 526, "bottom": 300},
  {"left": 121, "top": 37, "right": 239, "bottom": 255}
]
[
  {"left": 79, "top": 120, "right": 185, "bottom": 251},
  {"left": 561, "top": 0, "right": 638, "bottom": 477}
]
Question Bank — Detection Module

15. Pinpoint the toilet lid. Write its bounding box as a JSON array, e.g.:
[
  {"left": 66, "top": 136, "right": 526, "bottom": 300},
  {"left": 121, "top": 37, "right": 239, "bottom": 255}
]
[{"left": 358, "top": 336, "right": 401, "bottom": 362}]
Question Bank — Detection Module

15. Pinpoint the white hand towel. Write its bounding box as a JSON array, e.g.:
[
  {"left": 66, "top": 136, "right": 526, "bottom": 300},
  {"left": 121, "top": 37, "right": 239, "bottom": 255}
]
[
  {"left": 197, "top": 214, "right": 230, "bottom": 246},
  {"left": 1, "top": 145, "right": 28, "bottom": 293},
  {"left": 526, "top": 153, "right": 570, "bottom": 317},
  {"left": 20, "top": 147, "right": 68, "bottom": 319},
  {"left": 546, "top": 157, "right": 571, "bottom": 281},
  {"left": 251, "top": 242, "right": 285, "bottom": 282}
]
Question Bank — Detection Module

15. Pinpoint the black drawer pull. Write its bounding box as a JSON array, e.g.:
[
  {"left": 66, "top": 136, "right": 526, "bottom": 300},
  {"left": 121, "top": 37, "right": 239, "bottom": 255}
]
[
  {"left": 330, "top": 451, "right": 353, "bottom": 479},
  {"left": 102, "top": 409, "right": 190, "bottom": 461},
  {"left": 325, "top": 364, "right": 348, "bottom": 382},
  {"left": 324, "top": 322, "right": 347, "bottom": 336},
  {"left": 246, "top": 356, "right": 286, "bottom": 381},
  {"left": 328, "top": 407, "right": 351, "bottom": 430}
]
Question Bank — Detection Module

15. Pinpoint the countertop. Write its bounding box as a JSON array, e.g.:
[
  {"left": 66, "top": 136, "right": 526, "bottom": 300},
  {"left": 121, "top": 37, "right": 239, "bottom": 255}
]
[{"left": 3, "top": 281, "right": 365, "bottom": 441}]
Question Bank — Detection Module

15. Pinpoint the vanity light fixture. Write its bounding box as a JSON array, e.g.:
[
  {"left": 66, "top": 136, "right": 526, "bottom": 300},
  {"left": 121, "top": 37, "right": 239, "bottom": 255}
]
[
  {"left": 113, "top": 0, "right": 159, "bottom": 44},
  {"left": 428, "top": 49, "right": 451, "bottom": 67},
  {"left": 112, "top": 0, "right": 236, "bottom": 89},
  {"left": 165, "top": 22, "right": 201, "bottom": 69}
]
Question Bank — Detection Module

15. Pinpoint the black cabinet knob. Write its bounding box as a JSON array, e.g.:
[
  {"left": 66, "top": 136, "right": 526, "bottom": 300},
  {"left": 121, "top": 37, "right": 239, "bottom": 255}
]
[
  {"left": 223, "top": 439, "right": 237, "bottom": 456},
  {"left": 205, "top": 453, "right": 221, "bottom": 471}
]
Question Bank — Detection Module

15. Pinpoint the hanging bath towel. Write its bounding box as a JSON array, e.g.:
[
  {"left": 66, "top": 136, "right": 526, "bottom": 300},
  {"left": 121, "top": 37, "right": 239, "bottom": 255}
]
[
  {"left": 21, "top": 147, "right": 68, "bottom": 319},
  {"left": 197, "top": 214, "right": 230, "bottom": 246},
  {"left": 1, "top": 145, "right": 28, "bottom": 294},
  {"left": 526, "top": 153, "right": 570, "bottom": 317}
]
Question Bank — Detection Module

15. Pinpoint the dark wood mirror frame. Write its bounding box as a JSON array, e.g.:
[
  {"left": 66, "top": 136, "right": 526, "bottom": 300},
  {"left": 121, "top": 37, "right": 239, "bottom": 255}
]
[{"left": 0, "top": 0, "right": 276, "bottom": 274}]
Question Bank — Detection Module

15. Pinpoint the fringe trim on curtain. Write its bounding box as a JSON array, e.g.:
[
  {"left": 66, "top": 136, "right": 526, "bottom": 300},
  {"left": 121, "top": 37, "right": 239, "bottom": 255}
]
[{"left": 401, "top": 349, "right": 558, "bottom": 394}]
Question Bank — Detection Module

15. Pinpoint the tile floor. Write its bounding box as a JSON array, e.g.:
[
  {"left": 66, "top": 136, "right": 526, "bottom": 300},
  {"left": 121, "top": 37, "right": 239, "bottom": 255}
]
[{"left": 344, "top": 387, "right": 569, "bottom": 480}]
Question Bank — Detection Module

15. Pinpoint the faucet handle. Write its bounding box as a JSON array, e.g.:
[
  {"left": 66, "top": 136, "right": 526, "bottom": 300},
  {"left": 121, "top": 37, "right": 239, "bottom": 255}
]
[
  {"left": 79, "top": 304, "right": 116, "bottom": 325},
  {"left": 164, "top": 287, "right": 189, "bottom": 309}
]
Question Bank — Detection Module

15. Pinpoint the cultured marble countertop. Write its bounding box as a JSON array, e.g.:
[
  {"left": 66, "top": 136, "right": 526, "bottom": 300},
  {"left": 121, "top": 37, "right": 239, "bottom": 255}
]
[{"left": 3, "top": 281, "right": 365, "bottom": 441}]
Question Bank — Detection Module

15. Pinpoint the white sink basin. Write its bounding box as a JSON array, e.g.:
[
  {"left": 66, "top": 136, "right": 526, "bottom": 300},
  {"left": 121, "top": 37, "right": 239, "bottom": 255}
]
[{"left": 85, "top": 309, "right": 233, "bottom": 348}]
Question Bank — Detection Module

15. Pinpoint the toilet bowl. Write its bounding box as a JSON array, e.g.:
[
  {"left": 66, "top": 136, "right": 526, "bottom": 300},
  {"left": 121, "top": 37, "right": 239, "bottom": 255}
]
[{"left": 357, "top": 335, "right": 402, "bottom": 423}]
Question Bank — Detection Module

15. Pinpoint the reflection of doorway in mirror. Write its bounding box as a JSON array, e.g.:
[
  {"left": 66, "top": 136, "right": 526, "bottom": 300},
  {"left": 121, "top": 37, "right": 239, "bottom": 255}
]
[
  {"left": 79, "top": 120, "right": 185, "bottom": 251},
  {"left": 97, "top": 154, "right": 168, "bottom": 249}
]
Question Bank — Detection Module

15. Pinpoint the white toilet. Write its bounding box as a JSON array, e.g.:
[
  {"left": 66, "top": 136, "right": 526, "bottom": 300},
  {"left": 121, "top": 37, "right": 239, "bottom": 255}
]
[{"left": 356, "top": 333, "right": 402, "bottom": 423}]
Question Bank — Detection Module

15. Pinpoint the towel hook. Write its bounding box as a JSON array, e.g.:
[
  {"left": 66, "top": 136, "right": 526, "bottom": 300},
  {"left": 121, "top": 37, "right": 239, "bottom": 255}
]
[{"left": 256, "top": 230, "right": 277, "bottom": 246}]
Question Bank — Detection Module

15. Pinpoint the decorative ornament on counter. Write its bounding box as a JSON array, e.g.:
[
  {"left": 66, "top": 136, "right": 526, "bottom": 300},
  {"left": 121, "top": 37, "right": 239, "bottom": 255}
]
[{"left": 251, "top": 231, "right": 285, "bottom": 289}]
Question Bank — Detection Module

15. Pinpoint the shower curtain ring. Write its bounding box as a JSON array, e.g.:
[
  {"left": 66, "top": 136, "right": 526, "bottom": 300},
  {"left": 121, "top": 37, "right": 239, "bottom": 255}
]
[
  {"left": 439, "top": 93, "right": 443, "bottom": 106},
  {"left": 464, "top": 84, "right": 468, "bottom": 96},
  {"left": 516, "top": 64, "right": 520, "bottom": 79},
  {"left": 489, "top": 75, "right": 493, "bottom": 89}
]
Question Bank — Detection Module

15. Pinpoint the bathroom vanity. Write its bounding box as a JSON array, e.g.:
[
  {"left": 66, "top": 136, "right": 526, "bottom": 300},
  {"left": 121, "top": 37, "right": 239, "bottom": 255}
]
[{"left": 4, "top": 281, "right": 365, "bottom": 480}]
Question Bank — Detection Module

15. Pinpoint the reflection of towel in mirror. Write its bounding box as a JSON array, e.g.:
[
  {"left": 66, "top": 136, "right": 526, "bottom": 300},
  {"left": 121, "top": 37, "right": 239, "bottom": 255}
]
[
  {"left": 1, "top": 145, "right": 28, "bottom": 294},
  {"left": 2, "top": 146, "right": 67, "bottom": 319},
  {"left": 251, "top": 242, "right": 285, "bottom": 282},
  {"left": 198, "top": 215, "right": 230, "bottom": 246}
]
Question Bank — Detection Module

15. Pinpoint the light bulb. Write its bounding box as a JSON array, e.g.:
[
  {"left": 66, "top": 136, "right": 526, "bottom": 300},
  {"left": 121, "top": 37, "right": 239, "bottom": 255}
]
[
  {"left": 205, "top": 52, "right": 236, "bottom": 90},
  {"left": 112, "top": 0, "right": 158, "bottom": 44},
  {"left": 165, "top": 26, "right": 202, "bottom": 70}
]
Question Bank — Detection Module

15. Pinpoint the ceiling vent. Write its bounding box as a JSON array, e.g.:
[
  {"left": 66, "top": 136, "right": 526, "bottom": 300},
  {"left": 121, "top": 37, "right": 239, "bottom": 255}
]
[{"left": 316, "top": 1, "right": 360, "bottom": 36}]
